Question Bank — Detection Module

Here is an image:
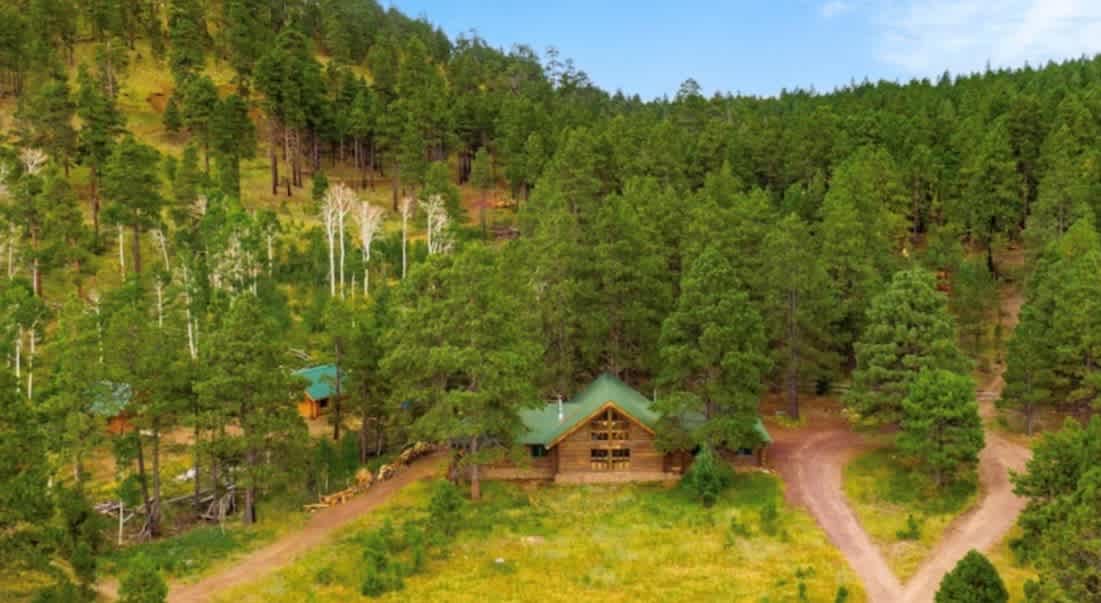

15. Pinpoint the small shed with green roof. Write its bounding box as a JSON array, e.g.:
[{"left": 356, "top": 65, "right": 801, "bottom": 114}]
[
  {"left": 295, "top": 364, "right": 342, "bottom": 420},
  {"left": 486, "top": 373, "right": 771, "bottom": 484}
]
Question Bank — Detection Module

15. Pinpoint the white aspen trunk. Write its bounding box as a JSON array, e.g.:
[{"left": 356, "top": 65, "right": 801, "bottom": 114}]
[
  {"left": 14, "top": 325, "right": 21, "bottom": 381},
  {"left": 26, "top": 326, "right": 33, "bottom": 400},
  {"left": 156, "top": 281, "right": 164, "bottom": 329},
  {"left": 338, "top": 213, "right": 346, "bottom": 299},
  {"left": 118, "top": 500, "right": 124, "bottom": 545},
  {"left": 267, "top": 235, "right": 274, "bottom": 276},
  {"left": 155, "top": 229, "right": 170, "bottom": 268},
  {"left": 401, "top": 214, "right": 408, "bottom": 279},
  {"left": 327, "top": 225, "right": 336, "bottom": 297},
  {"left": 118, "top": 225, "right": 125, "bottom": 276}
]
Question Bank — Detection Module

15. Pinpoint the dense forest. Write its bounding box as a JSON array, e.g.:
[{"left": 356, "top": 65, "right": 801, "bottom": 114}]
[{"left": 1, "top": 1, "right": 1101, "bottom": 601}]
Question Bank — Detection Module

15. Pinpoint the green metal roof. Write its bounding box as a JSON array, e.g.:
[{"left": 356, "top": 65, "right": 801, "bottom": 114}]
[
  {"left": 517, "top": 373, "right": 661, "bottom": 446},
  {"left": 88, "top": 381, "right": 132, "bottom": 417},
  {"left": 516, "top": 373, "right": 771, "bottom": 447},
  {"left": 294, "top": 364, "right": 340, "bottom": 401}
]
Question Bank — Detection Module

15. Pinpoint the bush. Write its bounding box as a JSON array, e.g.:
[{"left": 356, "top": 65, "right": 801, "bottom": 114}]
[
  {"left": 427, "top": 480, "right": 465, "bottom": 539},
  {"left": 935, "top": 550, "right": 1007, "bottom": 603},
  {"left": 896, "top": 513, "right": 923, "bottom": 540},
  {"left": 724, "top": 515, "right": 752, "bottom": 547},
  {"left": 118, "top": 554, "right": 167, "bottom": 603},
  {"left": 682, "top": 446, "right": 733, "bottom": 507},
  {"left": 759, "top": 500, "right": 781, "bottom": 536}
]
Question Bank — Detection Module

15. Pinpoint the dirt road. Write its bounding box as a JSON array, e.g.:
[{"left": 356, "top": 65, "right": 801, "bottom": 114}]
[
  {"left": 771, "top": 427, "right": 903, "bottom": 602},
  {"left": 771, "top": 273, "right": 1032, "bottom": 603},
  {"left": 98, "top": 453, "right": 443, "bottom": 603}
]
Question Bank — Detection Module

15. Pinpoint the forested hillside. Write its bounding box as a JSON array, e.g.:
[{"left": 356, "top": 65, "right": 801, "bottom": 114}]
[{"left": 2, "top": 1, "right": 1101, "bottom": 601}]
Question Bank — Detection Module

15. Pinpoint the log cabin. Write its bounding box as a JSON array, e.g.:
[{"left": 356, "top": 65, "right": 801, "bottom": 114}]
[
  {"left": 295, "top": 364, "right": 342, "bottom": 420},
  {"left": 485, "top": 373, "right": 771, "bottom": 484}
]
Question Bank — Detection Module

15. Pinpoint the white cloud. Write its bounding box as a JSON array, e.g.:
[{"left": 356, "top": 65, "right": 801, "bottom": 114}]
[
  {"left": 821, "top": 1, "right": 852, "bottom": 18},
  {"left": 876, "top": 0, "right": 1101, "bottom": 76}
]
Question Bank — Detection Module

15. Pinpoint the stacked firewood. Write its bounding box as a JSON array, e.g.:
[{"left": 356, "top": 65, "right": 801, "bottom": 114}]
[{"left": 304, "top": 442, "right": 435, "bottom": 513}]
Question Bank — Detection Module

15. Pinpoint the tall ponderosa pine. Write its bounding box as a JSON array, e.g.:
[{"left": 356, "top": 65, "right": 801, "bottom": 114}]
[
  {"left": 762, "top": 213, "right": 841, "bottom": 420},
  {"left": 819, "top": 147, "right": 903, "bottom": 346},
  {"left": 999, "top": 302, "right": 1056, "bottom": 436},
  {"left": 898, "top": 369, "right": 984, "bottom": 486},
  {"left": 382, "top": 244, "right": 541, "bottom": 500},
  {"left": 196, "top": 295, "right": 307, "bottom": 524},
  {"left": 958, "top": 117, "right": 1021, "bottom": 275},
  {"left": 846, "top": 267, "right": 969, "bottom": 425},
  {"left": 75, "top": 64, "right": 124, "bottom": 239},
  {"left": 102, "top": 136, "right": 164, "bottom": 275},
  {"left": 657, "top": 246, "right": 769, "bottom": 450}
]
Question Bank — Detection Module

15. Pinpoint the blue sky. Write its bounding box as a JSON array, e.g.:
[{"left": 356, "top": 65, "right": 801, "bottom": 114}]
[{"left": 388, "top": 1, "right": 1101, "bottom": 99}]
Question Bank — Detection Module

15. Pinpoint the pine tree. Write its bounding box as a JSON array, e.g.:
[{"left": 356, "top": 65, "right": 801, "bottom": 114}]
[
  {"left": 179, "top": 74, "right": 218, "bottom": 172},
  {"left": 846, "top": 267, "right": 970, "bottom": 425},
  {"left": 0, "top": 368, "right": 53, "bottom": 581},
  {"left": 819, "top": 148, "right": 903, "bottom": 347},
  {"left": 166, "top": 0, "right": 207, "bottom": 84},
  {"left": 587, "top": 192, "right": 672, "bottom": 378},
  {"left": 898, "top": 369, "right": 984, "bottom": 486},
  {"left": 470, "top": 147, "right": 493, "bottom": 238},
  {"left": 382, "top": 244, "right": 542, "bottom": 500},
  {"left": 162, "top": 94, "right": 182, "bottom": 134},
  {"left": 934, "top": 550, "right": 1007, "bottom": 603},
  {"left": 195, "top": 295, "right": 307, "bottom": 524},
  {"left": 762, "top": 213, "right": 841, "bottom": 420},
  {"left": 958, "top": 117, "right": 1021, "bottom": 275},
  {"left": 658, "top": 245, "right": 770, "bottom": 450},
  {"left": 118, "top": 554, "right": 167, "bottom": 603},
  {"left": 1012, "top": 416, "right": 1101, "bottom": 562},
  {"left": 16, "top": 76, "right": 76, "bottom": 175},
  {"left": 101, "top": 136, "right": 164, "bottom": 275},
  {"left": 950, "top": 257, "right": 996, "bottom": 358},
  {"left": 76, "top": 63, "right": 124, "bottom": 240},
  {"left": 999, "top": 303, "right": 1056, "bottom": 436}
]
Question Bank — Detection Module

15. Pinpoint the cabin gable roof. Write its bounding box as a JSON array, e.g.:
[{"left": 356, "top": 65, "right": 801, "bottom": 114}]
[
  {"left": 295, "top": 364, "right": 341, "bottom": 401},
  {"left": 516, "top": 373, "right": 661, "bottom": 447}
]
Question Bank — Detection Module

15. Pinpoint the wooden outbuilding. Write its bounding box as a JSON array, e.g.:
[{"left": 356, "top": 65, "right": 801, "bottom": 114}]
[
  {"left": 485, "top": 373, "right": 771, "bottom": 484},
  {"left": 89, "top": 381, "right": 134, "bottom": 435},
  {"left": 295, "top": 364, "right": 342, "bottom": 420}
]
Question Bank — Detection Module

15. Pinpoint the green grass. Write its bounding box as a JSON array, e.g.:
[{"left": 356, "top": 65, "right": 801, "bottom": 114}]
[
  {"left": 986, "top": 529, "right": 1038, "bottom": 603},
  {"left": 214, "top": 476, "right": 865, "bottom": 603},
  {"left": 101, "top": 502, "right": 307, "bottom": 583},
  {"left": 843, "top": 448, "right": 979, "bottom": 581}
]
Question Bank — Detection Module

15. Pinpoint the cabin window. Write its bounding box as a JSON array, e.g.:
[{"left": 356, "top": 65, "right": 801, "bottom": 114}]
[
  {"left": 318, "top": 398, "right": 329, "bottom": 409},
  {"left": 590, "top": 408, "right": 630, "bottom": 442},
  {"left": 590, "top": 449, "right": 609, "bottom": 470},
  {"left": 590, "top": 447, "right": 630, "bottom": 471},
  {"left": 611, "top": 448, "right": 631, "bottom": 470},
  {"left": 531, "top": 445, "right": 548, "bottom": 458},
  {"left": 737, "top": 447, "right": 754, "bottom": 456}
]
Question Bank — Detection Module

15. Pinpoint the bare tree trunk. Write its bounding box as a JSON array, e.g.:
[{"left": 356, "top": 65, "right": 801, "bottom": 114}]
[
  {"left": 470, "top": 435, "right": 481, "bottom": 500},
  {"left": 135, "top": 433, "right": 156, "bottom": 537},
  {"left": 151, "top": 418, "right": 162, "bottom": 536},
  {"left": 132, "top": 223, "right": 142, "bottom": 275},
  {"left": 117, "top": 225, "right": 126, "bottom": 276}
]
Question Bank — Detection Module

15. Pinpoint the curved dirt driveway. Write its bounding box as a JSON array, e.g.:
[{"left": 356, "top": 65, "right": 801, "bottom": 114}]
[
  {"left": 772, "top": 279, "right": 1032, "bottom": 603},
  {"left": 771, "top": 428, "right": 902, "bottom": 602},
  {"left": 98, "top": 453, "right": 444, "bottom": 602}
]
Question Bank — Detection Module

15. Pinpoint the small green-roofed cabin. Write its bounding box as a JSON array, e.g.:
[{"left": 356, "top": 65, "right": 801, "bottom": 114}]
[
  {"left": 295, "top": 364, "right": 341, "bottom": 420},
  {"left": 486, "top": 373, "right": 771, "bottom": 484},
  {"left": 89, "top": 381, "right": 133, "bottom": 435}
]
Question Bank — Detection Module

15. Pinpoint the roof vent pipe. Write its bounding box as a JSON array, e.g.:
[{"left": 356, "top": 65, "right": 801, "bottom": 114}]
[{"left": 557, "top": 395, "right": 564, "bottom": 423}]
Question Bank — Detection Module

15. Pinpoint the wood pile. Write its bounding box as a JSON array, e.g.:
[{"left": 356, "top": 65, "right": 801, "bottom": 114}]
[{"left": 303, "top": 441, "right": 436, "bottom": 513}]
